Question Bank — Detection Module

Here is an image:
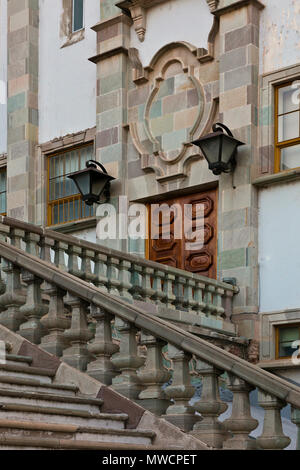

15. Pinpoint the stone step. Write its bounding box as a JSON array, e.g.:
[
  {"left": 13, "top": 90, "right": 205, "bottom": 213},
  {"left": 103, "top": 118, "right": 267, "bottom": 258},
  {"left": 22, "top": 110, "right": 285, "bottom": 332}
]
[
  {"left": 0, "top": 388, "right": 104, "bottom": 413},
  {"left": 0, "top": 363, "right": 55, "bottom": 384},
  {"left": 0, "top": 435, "right": 181, "bottom": 450},
  {"left": 5, "top": 354, "right": 32, "bottom": 365},
  {"left": 0, "top": 376, "right": 79, "bottom": 397},
  {"left": 0, "top": 405, "right": 128, "bottom": 430},
  {"left": 0, "top": 419, "right": 155, "bottom": 446}
]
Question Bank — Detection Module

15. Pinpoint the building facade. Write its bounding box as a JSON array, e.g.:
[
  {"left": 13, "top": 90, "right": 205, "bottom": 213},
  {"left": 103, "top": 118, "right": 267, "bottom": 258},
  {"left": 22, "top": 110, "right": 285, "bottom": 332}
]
[{"left": 0, "top": 0, "right": 300, "bottom": 385}]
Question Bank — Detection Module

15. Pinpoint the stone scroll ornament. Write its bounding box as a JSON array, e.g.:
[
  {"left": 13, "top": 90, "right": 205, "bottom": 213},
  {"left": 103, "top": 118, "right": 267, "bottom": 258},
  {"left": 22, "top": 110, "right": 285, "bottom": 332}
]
[{"left": 128, "top": 42, "right": 219, "bottom": 183}]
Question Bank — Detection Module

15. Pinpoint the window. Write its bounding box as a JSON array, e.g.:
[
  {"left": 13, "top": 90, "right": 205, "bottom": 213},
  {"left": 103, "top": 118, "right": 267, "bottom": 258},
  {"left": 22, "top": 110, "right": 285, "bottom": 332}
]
[
  {"left": 275, "top": 82, "right": 300, "bottom": 172},
  {"left": 72, "top": 0, "right": 84, "bottom": 33},
  {"left": 47, "top": 144, "right": 94, "bottom": 226},
  {"left": 276, "top": 325, "right": 300, "bottom": 359},
  {"left": 0, "top": 169, "right": 7, "bottom": 216}
]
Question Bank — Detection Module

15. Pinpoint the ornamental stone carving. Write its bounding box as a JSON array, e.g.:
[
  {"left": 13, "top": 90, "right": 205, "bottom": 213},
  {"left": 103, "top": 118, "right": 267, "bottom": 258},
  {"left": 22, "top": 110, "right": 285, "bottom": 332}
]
[{"left": 128, "top": 42, "right": 219, "bottom": 182}]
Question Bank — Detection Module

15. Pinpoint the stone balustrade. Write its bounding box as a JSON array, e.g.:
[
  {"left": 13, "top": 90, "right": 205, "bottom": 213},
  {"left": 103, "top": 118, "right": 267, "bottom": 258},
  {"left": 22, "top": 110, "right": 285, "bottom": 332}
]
[
  {"left": 0, "top": 217, "right": 238, "bottom": 336},
  {"left": 0, "top": 236, "right": 298, "bottom": 450}
]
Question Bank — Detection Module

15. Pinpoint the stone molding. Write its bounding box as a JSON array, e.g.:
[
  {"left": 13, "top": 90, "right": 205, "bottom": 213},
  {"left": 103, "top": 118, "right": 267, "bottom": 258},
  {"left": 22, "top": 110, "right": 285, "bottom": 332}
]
[
  {"left": 128, "top": 41, "right": 219, "bottom": 182},
  {"left": 213, "top": 0, "right": 264, "bottom": 16},
  {"left": 116, "top": 0, "right": 169, "bottom": 42},
  {"left": 116, "top": 0, "right": 219, "bottom": 42},
  {"left": 39, "top": 127, "right": 96, "bottom": 155}
]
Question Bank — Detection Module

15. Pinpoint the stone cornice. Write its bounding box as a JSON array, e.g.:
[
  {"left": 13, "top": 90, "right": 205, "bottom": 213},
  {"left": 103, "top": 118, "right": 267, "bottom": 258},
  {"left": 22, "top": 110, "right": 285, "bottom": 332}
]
[
  {"left": 213, "top": 0, "right": 265, "bottom": 16},
  {"left": 116, "top": 0, "right": 219, "bottom": 42},
  {"left": 89, "top": 46, "right": 129, "bottom": 64},
  {"left": 91, "top": 13, "right": 132, "bottom": 33}
]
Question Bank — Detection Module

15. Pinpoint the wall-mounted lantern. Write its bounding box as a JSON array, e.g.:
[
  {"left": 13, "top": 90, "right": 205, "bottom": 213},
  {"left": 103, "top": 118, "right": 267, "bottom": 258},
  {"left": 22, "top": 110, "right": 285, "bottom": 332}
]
[
  {"left": 68, "top": 160, "right": 115, "bottom": 206},
  {"left": 192, "top": 123, "right": 245, "bottom": 176}
]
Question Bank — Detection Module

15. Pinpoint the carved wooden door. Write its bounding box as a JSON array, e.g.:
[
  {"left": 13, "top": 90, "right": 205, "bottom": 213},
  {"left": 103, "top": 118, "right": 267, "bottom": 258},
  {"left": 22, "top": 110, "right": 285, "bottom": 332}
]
[{"left": 148, "top": 189, "right": 217, "bottom": 279}]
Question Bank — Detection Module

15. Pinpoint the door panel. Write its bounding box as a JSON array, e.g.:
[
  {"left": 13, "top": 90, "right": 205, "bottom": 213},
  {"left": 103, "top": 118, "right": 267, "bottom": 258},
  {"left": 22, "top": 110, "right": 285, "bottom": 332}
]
[{"left": 148, "top": 189, "right": 217, "bottom": 279}]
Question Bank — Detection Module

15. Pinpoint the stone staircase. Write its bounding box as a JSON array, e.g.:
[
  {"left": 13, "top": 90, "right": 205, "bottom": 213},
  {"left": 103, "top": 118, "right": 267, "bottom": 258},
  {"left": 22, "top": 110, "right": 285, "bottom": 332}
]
[
  {"left": 0, "top": 216, "right": 298, "bottom": 450},
  {"left": 0, "top": 337, "right": 206, "bottom": 450}
]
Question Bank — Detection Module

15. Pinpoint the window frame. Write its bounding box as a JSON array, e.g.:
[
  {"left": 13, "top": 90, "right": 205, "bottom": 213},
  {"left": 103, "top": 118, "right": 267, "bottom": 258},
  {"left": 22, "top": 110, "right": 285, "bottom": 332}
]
[
  {"left": 0, "top": 167, "right": 7, "bottom": 216},
  {"left": 72, "top": 0, "right": 84, "bottom": 34},
  {"left": 275, "top": 323, "right": 300, "bottom": 360},
  {"left": 275, "top": 81, "right": 300, "bottom": 173},
  {"left": 47, "top": 142, "right": 94, "bottom": 227}
]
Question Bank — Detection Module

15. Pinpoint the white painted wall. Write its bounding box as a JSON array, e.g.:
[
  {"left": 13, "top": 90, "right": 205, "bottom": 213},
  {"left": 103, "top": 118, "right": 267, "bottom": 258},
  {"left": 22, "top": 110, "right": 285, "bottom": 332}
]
[
  {"left": 130, "top": 0, "right": 213, "bottom": 66},
  {"left": 0, "top": 0, "right": 7, "bottom": 154},
  {"left": 260, "top": 0, "right": 300, "bottom": 74},
  {"left": 39, "top": 0, "right": 99, "bottom": 143},
  {"left": 259, "top": 181, "right": 300, "bottom": 312}
]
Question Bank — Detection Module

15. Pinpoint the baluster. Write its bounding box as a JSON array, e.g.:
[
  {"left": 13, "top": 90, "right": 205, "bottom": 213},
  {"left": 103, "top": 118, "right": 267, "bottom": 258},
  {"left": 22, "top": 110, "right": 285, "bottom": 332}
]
[
  {"left": 223, "top": 375, "right": 258, "bottom": 449},
  {"left": 223, "top": 289, "right": 234, "bottom": 322},
  {"left": 141, "top": 266, "right": 155, "bottom": 302},
  {"left": 138, "top": 332, "right": 171, "bottom": 415},
  {"left": 107, "top": 256, "right": 120, "bottom": 296},
  {"left": 152, "top": 269, "right": 165, "bottom": 306},
  {"left": 82, "top": 249, "right": 97, "bottom": 283},
  {"left": 291, "top": 408, "right": 300, "bottom": 451},
  {"left": 183, "top": 277, "right": 196, "bottom": 312},
  {"left": 0, "top": 259, "right": 26, "bottom": 331},
  {"left": 0, "top": 223, "right": 9, "bottom": 296},
  {"left": 163, "top": 344, "right": 197, "bottom": 431},
  {"left": 25, "top": 232, "right": 40, "bottom": 257},
  {"left": 87, "top": 305, "right": 119, "bottom": 384},
  {"left": 118, "top": 259, "right": 132, "bottom": 301},
  {"left": 164, "top": 271, "right": 176, "bottom": 309},
  {"left": 256, "top": 391, "right": 291, "bottom": 450},
  {"left": 191, "top": 360, "right": 228, "bottom": 448},
  {"left": 10, "top": 227, "right": 25, "bottom": 249},
  {"left": 54, "top": 241, "right": 68, "bottom": 272},
  {"left": 40, "top": 236, "right": 55, "bottom": 264},
  {"left": 173, "top": 275, "right": 185, "bottom": 310},
  {"left": 203, "top": 284, "right": 217, "bottom": 316},
  {"left": 130, "top": 263, "right": 143, "bottom": 300},
  {"left": 40, "top": 282, "right": 70, "bottom": 356},
  {"left": 94, "top": 253, "right": 109, "bottom": 292},
  {"left": 67, "top": 244, "right": 82, "bottom": 278},
  {"left": 62, "top": 293, "right": 93, "bottom": 371},
  {"left": 17, "top": 271, "right": 48, "bottom": 344},
  {"left": 111, "top": 317, "right": 145, "bottom": 399},
  {"left": 193, "top": 280, "right": 206, "bottom": 317},
  {"left": 214, "top": 288, "right": 225, "bottom": 320}
]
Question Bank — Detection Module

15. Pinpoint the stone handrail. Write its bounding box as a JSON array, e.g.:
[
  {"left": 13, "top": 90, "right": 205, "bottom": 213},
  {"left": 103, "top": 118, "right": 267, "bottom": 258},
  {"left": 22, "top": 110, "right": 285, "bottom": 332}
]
[
  {"left": 0, "top": 238, "right": 298, "bottom": 450},
  {"left": 0, "top": 216, "right": 239, "bottom": 328}
]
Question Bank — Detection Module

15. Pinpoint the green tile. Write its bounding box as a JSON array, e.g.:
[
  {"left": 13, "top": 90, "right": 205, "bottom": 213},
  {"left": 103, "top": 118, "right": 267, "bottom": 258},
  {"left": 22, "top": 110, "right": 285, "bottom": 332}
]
[
  {"left": 100, "top": 73, "right": 125, "bottom": 95},
  {"left": 219, "top": 248, "right": 246, "bottom": 270},
  {"left": 157, "top": 77, "right": 174, "bottom": 99},
  {"left": 162, "top": 129, "right": 187, "bottom": 151},
  {"left": 7, "top": 93, "right": 26, "bottom": 114}
]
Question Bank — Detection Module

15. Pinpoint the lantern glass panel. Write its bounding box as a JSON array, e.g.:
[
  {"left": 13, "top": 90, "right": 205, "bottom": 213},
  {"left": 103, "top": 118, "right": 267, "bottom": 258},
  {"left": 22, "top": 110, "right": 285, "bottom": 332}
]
[
  {"left": 199, "top": 136, "right": 222, "bottom": 165},
  {"left": 73, "top": 172, "right": 91, "bottom": 196},
  {"left": 221, "top": 136, "right": 239, "bottom": 164}
]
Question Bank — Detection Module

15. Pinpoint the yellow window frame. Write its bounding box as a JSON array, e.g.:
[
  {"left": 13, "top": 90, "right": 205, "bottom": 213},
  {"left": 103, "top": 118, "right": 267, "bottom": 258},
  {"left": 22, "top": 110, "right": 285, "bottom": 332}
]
[
  {"left": 275, "top": 81, "right": 300, "bottom": 173},
  {"left": 0, "top": 167, "right": 7, "bottom": 216},
  {"left": 47, "top": 143, "right": 94, "bottom": 227}
]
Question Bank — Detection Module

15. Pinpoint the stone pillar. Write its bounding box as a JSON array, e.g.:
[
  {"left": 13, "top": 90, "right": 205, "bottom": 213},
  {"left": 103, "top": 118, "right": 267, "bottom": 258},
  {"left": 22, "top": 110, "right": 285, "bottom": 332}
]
[
  {"left": 90, "top": 10, "right": 132, "bottom": 252},
  {"left": 7, "top": 0, "right": 39, "bottom": 222},
  {"left": 216, "top": 0, "right": 264, "bottom": 338}
]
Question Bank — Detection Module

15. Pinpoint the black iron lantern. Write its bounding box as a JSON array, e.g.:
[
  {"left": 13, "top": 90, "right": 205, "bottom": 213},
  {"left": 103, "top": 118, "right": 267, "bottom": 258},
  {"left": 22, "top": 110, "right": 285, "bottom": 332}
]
[
  {"left": 68, "top": 160, "right": 115, "bottom": 206},
  {"left": 192, "top": 123, "right": 245, "bottom": 175}
]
